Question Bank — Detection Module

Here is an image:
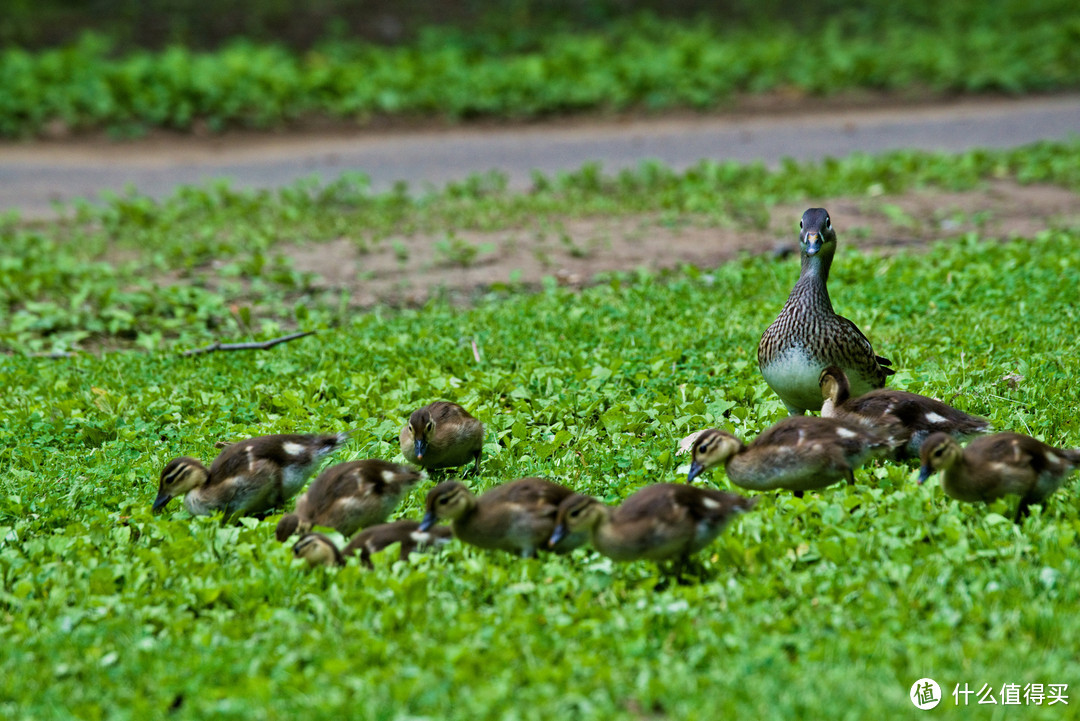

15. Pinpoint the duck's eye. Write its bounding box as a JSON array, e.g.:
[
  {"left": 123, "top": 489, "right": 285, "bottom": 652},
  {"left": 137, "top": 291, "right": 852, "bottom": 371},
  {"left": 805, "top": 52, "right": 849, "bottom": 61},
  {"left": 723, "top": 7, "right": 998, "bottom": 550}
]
[
  {"left": 438, "top": 496, "right": 451, "bottom": 505},
  {"left": 799, "top": 219, "right": 804, "bottom": 229},
  {"left": 825, "top": 217, "right": 831, "bottom": 230},
  {"left": 569, "top": 508, "right": 580, "bottom": 518}
]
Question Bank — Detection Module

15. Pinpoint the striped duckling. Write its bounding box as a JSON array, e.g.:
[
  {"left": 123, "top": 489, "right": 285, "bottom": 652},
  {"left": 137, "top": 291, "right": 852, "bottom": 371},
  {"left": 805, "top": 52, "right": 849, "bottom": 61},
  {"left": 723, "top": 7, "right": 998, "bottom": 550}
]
[
  {"left": 819, "top": 365, "right": 991, "bottom": 460},
  {"left": 918, "top": 432, "right": 1080, "bottom": 521},
  {"left": 548, "top": 484, "right": 755, "bottom": 581},
  {"left": 291, "top": 523, "right": 453, "bottom": 569},
  {"left": 343, "top": 520, "right": 454, "bottom": 568},
  {"left": 418, "top": 478, "right": 585, "bottom": 557},
  {"left": 687, "top": 416, "right": 892, "bottom": 493},
  {"left": 758, "top": 208, "right": 894, "bottom": 415},
  {"left": 154, "top": 432, "right": 350, "bottom": 519},
  {"left": 275, "top": 459, "right": 423, "bottom": 541},
  {"left": 292, "top": 532, "right": 345, "bottom": 568},
  {"left": 400, "top": 401, "right": 484, "bottom": 474}
]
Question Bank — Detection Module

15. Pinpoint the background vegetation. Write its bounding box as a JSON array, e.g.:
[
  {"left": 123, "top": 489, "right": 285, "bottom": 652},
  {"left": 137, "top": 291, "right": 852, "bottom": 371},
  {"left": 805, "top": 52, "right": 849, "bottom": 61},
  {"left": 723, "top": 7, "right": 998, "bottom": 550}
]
[
  {"left": 1, "top": 145, "right": 1079, "bottom": 718},
  {"left": 1, "top": 0, "right": 1078, "bottom": 137},
  {"left": 5, "top": 0, "right": 1071, "bottom": 51}
]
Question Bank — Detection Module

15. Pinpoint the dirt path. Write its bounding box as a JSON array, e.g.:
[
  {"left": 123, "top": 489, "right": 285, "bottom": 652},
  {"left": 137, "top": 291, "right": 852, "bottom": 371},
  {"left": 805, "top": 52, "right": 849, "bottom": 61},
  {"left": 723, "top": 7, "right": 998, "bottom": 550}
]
[
  {"left": 2, "top": 94, "right": 1079, "bottom": 220},
  {"left": 270, "top": 180, "right": 1080, "bottom": 309}
]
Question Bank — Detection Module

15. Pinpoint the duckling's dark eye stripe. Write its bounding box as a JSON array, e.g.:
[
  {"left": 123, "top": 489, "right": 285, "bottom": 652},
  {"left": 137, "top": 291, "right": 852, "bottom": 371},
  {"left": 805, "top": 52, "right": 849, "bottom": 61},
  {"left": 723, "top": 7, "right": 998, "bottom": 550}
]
[{"left": 162, "top": 466, "right": 187, "bottom": 483}]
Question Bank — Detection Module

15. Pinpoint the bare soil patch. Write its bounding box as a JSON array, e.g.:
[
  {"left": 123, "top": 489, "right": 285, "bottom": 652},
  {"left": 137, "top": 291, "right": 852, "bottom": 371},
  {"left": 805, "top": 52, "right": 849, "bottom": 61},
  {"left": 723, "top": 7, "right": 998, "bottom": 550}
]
[{"left": 272, "top": 180, "right": 1080, "bottom": 308}]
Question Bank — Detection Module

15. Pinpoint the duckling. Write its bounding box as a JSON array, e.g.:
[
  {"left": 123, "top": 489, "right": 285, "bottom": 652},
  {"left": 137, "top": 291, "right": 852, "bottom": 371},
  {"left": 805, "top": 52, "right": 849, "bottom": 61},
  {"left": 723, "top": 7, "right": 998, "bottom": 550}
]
[
  {"left": 292, "top": 532, "right": 345, "bottom": 568},
  {"left": 820, "top": 365, "right": 991, "bottom": 460},
  {"left": 275, "top": 459, "right": 422, "bottom": 541},
  {"left": 686, "top": 416, "right": 892, "bottom": 492},
  {"left": 918, "top": 432, "right": 1080, "bottom": 521},
  {"left": 342, "top": 519, "right": 454, "bottom": 568},
  {"left": 400, "top": 401, "right": 484, "bottom": 474},
  {"left": 758, "top": 208, "right": 894, "bottom": 415},
  {"left": 548, "top": 484, "right": 755, "bottom": 580},
  {"left": 153, "top": 432, "right": 349, "bottom": 519},
  {"left": 418, "top": 477, "right": 584, "bottom": 557}
]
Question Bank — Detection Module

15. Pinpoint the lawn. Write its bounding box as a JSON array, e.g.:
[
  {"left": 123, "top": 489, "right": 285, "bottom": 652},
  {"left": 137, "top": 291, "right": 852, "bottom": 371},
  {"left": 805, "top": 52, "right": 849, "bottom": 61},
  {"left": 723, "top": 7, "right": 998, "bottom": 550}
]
[{"left": 1, "top": 144, "right": 1079, "bottom": 719}]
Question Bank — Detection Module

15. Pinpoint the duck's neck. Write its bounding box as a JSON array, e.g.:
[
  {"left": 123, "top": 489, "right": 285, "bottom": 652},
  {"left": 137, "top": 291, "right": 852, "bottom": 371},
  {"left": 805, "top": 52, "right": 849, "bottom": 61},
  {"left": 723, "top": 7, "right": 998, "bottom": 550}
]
[
  {"left": 588, "top": 509, "right": 618, "bottom": 552},
  {"left": 940, "top": 460, "right": 975, "bottom": 501},
  {"left": 182, "top": 486, "right": 214, "bottom": 516},
  {"left": 453, "top": 494, "right": 479, "bottom": 527},
  {"left": 734, "top": 437, "right": 749, "bottom": 457},
  {"left": 791, "top": 251, "right": 834, "bottom": 312},
  {"left": 822, "top": 378, "right": 851, "bottom": 416}
]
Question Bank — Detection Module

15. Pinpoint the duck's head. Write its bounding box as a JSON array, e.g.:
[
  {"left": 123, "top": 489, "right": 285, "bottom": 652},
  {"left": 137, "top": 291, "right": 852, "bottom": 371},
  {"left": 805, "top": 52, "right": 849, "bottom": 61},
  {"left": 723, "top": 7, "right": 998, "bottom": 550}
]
[
  {"left": 419, "top": 480, "right": 472, "bottom": 530},
  {"left": 799, "top": 208, "right": 836, "bottom": 259},
  {"left": 549, "top": 493, "right": 604, "bottom": 547},
  {"left": 818, "top": 365, "right": 851, "bottom": 406},
  {"left": 918, "top": 433, "right": 963, "bottom": 484},
  {"left": 292, "top": 533, "right": 344, "bottom": 567},
  {"left": 688, "top": 429, "right": 742, "bottom": 483},
  {"left": 153, "top": 457, "right": 209, "bottom": 512},
  {"left": 407, "top": 408, "right": 437, "bottom": 460}
]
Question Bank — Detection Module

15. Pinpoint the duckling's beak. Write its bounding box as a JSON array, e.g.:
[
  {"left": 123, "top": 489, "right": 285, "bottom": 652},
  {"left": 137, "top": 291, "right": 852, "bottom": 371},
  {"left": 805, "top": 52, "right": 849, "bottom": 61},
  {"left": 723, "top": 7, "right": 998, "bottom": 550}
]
[
  {"left": 152, "top": 490, "right": 173, "bottom": 512},
  {"left": 548, "top": 523, "right": 567, "bottom": 548},
  {"left": 414, "top": 438, "right": 428, "bottom": 460},
  {"left": 803, "top": 231, "right": 822, "bottom": 256},
  {"left": 687, "top": 461, "right": 704, "bottom": 483},
  {"left": 418, "top": 511, "right": 436, "bottom": 532},
  {"left": 917, "top": 465, "right": 933, "bottom": 485}
]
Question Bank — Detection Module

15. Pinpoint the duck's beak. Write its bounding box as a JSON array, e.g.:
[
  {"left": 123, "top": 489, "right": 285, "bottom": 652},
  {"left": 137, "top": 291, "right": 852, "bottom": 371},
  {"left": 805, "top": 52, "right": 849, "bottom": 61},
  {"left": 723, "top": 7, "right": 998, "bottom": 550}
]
[
  {"left": 803, "top": 231, "right": 822, "bottom": 256},
  {"left": 152, "top": 489, "right": 173, "bottom": 512},
  {"left": 414, "top": 438, "right": 428, "bottom": 460},
  {"left": 418, "top": 510, "right": 436, "bottom": 532},
  {"left": 917, "top": 466, "right": 933, "bottom": 485},
  {"left": 548, "top": 523, "right": 567, "bottom": 548},
  {"left": 687, "top": 461, "right": 704, "bottom": 483}
]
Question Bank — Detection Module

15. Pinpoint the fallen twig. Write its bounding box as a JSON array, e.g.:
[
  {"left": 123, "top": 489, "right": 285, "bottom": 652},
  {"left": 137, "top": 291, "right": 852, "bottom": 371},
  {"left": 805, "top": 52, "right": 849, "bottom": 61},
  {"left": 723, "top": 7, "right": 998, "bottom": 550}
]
[
  {"left": 31, "top": 351, "right": 81, "bottom": 359},
  {"left": 180, "top": 330, "right": 316, "bottom": 357}
]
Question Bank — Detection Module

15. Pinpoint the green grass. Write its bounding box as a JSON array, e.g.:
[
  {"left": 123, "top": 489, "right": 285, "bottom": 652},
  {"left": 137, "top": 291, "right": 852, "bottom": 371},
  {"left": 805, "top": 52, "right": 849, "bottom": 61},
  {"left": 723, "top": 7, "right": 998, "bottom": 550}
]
[
  {"left": 2, "top": 145, "right": 1080, "bottom": 718},
  {"left": 3, "top": 2, "right": 1080, "bottom": 137}
]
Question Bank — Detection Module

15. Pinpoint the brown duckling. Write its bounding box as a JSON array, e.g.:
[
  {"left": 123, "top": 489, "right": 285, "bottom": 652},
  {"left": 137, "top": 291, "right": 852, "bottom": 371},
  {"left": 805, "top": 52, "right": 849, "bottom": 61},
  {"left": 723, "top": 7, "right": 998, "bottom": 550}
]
[
  {"left": 758, "top": 208, "right": 894, "bottom": 415},
  {"left": 400, "top": 401, "right": 484, "bottom": 474},
  {"left": 820, "top": 365, "right": 991, "bottom": 460},
  {"left": 918, "top": 432, "right": 1080, "bottom": 521},
  {"left": 275, "top": 459, "right": 423, "bottom": 541},
  {"left": 686, "top": 416, "right": 892, "bottom": 492},
  {"left": 418, "top": 478, "right": 584, "bottom": 557},
  {"left": 154, "top": 432, "right": 350, "bottom": 518},
  {"left": 548, "top": 484, "right": 755, "bottom": 579},
  {"left": 292, "top": 532, "right": 345, "bottom": 568},
  {"left": 342, "top": 519, "right": 454, "bottom": 568}
]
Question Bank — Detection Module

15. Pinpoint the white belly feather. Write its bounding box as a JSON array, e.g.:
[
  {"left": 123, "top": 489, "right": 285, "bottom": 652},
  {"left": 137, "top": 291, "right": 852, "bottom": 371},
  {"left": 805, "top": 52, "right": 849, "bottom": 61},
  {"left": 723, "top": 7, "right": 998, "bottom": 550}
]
[{"left": 761, "top": 345, "right": 825, "bottom": 412}]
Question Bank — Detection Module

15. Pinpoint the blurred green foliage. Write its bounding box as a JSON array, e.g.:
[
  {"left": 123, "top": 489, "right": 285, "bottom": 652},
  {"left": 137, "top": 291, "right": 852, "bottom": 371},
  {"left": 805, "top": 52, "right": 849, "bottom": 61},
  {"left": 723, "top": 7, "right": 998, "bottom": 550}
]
[
  {"left": 4, "top": 0, "right": 1069, "bottom": 52},
  {"left": 1, "top": 3, "right": 1078, "bottom": 137}
]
